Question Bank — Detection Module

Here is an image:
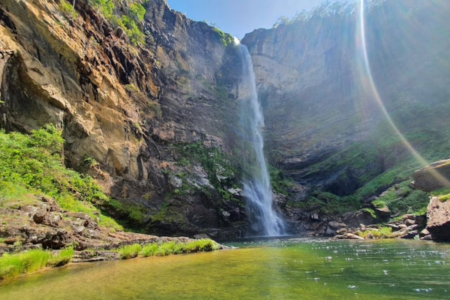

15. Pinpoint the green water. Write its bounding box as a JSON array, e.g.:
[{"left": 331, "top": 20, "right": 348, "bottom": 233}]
[{"left": 1, "top": 239, "right": 449, "bottom": 299}]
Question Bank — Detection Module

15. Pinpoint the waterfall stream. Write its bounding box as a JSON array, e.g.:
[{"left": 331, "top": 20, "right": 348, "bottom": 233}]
[{"left": 237, "top": 43, "right": 285, "bottom": 236}]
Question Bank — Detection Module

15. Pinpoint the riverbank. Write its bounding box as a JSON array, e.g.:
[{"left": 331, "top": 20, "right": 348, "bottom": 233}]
[{"left": 0, "top": 238, "right": 222, "bottom": 281}]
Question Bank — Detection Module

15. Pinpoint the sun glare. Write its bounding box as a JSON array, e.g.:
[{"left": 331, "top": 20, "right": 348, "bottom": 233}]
[{"left": 357, "top": 0, "right": 450, "bottom": 187}]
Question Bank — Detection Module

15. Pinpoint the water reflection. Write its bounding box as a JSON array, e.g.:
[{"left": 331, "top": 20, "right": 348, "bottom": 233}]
[{"left": 1, "top": 239, "right": 449, "bottom": 300}]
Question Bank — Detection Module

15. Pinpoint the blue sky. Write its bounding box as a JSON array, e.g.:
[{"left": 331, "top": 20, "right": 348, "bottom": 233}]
[{"left": 167, "top": 0, "right": 343, "bottom": 38}]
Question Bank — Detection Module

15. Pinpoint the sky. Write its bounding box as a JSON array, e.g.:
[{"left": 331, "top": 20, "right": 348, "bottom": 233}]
[{"left": 166, "top": 0, "right": 343, "bottom": 39}]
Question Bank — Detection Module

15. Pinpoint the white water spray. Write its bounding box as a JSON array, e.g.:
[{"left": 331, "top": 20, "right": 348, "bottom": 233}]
[{"left": 237, "top": 43, "right": 285, "bottom": 236}]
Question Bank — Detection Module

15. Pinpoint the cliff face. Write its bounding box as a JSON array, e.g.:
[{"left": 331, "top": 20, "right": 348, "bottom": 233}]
[
  {"left": 0, "top": 0, "right": 244, "bottom": 239},
  {"left": 2, "top": 0, "right": 450, "bottom": 238},
  {"left": 242, "top": 0, "right": 450, "bottom": 205}
]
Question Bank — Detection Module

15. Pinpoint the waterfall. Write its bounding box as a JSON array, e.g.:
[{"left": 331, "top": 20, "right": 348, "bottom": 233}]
[{"left": 237, "top": 43, "right": 285, "bottom": 237}]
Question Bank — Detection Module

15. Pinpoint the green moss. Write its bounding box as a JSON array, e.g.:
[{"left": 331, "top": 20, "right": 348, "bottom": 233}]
[
  {"left": 269, "top": 166, "right": 294, "bottom": 196},
  {"left": 361, "top": 208, "right": 377, "bottom": 219},
  {"left": 372, "top": 200, "right": 386, "bottom": 209},
  {"left": 438, "top": 194, "right": 450, "bottom": 202},
  {"left": 357, "top": 227, "right": 393, "bottom": 239}
]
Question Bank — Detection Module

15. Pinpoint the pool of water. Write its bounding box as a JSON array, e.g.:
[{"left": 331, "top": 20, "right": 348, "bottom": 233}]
[{"left": 1, "top": 238, "right": 449, "bottom": 299}]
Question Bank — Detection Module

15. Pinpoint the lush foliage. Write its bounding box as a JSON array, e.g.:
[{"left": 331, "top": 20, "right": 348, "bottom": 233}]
[
  {"left": 0, "top": 126, "right": 122, "bottom": 230},
  {"left": 213, "top": 28, "right": 234, "bottom": 47},
  {"left": 0, "top": 248, "right": 73, "bottom": 280},
  {"left": 88, "top": 0, "right": 146, "bottom": 46}
]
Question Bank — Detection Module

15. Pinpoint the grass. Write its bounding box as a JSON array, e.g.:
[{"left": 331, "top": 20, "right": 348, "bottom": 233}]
[
  {"left": 0, "top": 248, "right": 73, "bottom": 280},
  {"left": 118, "top": 244, "right": 142, "bottom": 259},
  {"left": 357, "top": 227, "right": 393, "bottom": 239},
  {"left": 0, "top": 125, "right": 123, "bottom": 231},
  {"left": 47, "top": 248, "right": 74, "bottom": 267},
  {"left": 118, "top": 239, "right": 220, "bottom": 260}
]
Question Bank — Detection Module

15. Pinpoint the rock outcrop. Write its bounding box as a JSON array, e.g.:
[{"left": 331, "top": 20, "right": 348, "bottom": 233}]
[
  {"left": 0, "top": 195, "right": 198, "bottom": 255},
  {"left": 413, "top": 160, "right": 450, "bottom": 192},
  {"left": 427, "top": 197, "right": 450, "bottom": 241},
  {"left": 0, "top": 0, "right": 245, "bottom": 238}
]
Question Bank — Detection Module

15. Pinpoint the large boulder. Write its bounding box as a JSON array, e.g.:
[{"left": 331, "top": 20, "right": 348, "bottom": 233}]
[
  {"left": 413, "top": 160, "right": 450, "bottom": 192},
  {"left": 427, "top": 197, "right": 450, "bottom": 241}
]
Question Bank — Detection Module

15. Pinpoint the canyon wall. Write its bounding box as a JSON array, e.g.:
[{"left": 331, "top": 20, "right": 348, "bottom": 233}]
[{"left": 0, "top": 0, "right": 244, "bottom": 239}]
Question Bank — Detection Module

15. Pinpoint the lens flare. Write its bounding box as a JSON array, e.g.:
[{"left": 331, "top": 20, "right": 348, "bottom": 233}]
[{"left": 357, "top": 0, "right": 450, "bottom": 187}]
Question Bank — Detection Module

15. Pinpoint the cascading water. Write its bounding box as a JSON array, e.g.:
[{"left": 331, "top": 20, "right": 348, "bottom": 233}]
[{"left": 236, "top": 42, "right": 285, "bottom": 236}]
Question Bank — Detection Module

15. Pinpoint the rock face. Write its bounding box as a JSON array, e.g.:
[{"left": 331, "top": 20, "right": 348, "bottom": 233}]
[
  {"left": 242, "top": 1, "right": 450, "bottom": 202},
  {"left": 0, "top": 0, "right": 244, "bottom": 238},
  {"left": 427, "top": 197, "right": 450, "bottom": 241},
  {"left": 1, "top": 0, "right": 450, "bottom": 238},
  {"left": 413, "top": 160, "right": 450, "bottom": 192}
]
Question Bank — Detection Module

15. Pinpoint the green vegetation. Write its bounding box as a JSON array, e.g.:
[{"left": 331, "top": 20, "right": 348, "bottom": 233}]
[
  {"left": 370, "top": 180, "right": 429, "bottom": 216},
  {"left": 88, "top": 0, "right": 147, "bottom": 46},
  {"left": 175, "top": 142, "right": 242, "bottom": 204},
  {"left": 0, "top": 248, "right": 73, "bottom": 280},
  {"left": 357, "top": 227, "right": 393, "bottom": 239},
  {"left": 213, "top": 28, "right": 234, "bottom": 47},
  {"left": 287, "top": 192, "right": 360, "bottom": 216},
  {"left": 0, "top": 125, "right": 122, "bottom": 230},
  {"left": 47, "top": 247, "right": 74, "bottom": 267},
  {"left": 269, "top": 166, "right": 294, "bottom": 196},
  {"left": 361, "top": 208, "right": 377, "bottom": 219},
  {"left": 118, "top": 244, "right": 142, "bottom": 259},
  {"left": 438, "top": 194, "right": 450, "bottom": 202},
  {"left": 117, "top": 239, "right": 219, "bottom": 260},
  {"left": 59, "top": 0, "right": 78, "bottom": 19}
]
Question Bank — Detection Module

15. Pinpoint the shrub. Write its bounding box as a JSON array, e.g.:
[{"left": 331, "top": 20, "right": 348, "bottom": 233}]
[
  {"left": 118, "top": 244, "right": 142, "bottom": 259},
  {"left": 0, "top": 126, "right": 122, "bottom": 230},
  {"left": 129, "top": 3, "right": 146, "bottom": 22}
]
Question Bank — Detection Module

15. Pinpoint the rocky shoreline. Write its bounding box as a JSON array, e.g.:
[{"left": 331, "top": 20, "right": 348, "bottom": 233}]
[{"left": 0, "top": 195, "right": 226, "bottom": 264}]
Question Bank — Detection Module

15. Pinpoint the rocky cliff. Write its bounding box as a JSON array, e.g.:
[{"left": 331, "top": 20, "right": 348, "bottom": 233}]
[
  {"left": 0, "top": 0, "right": 245, "bottom": 239},
  {"left": 242, "top": 0, "right": 450, "bottom": 226},
  {"left": 1, "top": 0, "right": 450, "bottom": 240}
]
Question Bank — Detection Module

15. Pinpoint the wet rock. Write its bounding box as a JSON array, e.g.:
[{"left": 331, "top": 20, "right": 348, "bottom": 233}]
[
  {"left": 336, "top": 228, "right": 347, "bottom": 235},
  {"left": 413, "top": 160, "right": 450, "bottom": 192},
  {"left": 420, "top": 235, "right": 432, "bottom": 241},
  {"left": 343, "top": 211, "right": 375, "bottom": 228},
  {"left": 193, "top": 234, "right": 210, "bottom": 239},
  {"left": 374, "top": 206, "right": 391, "bottom": 219},
  {"left": 345, "top": 233, "right": 364, "bottom": 240},
  {"left": 419, "top": 228, "right": 430, "bottom": 237},
  {"left": 405, "top": 219, "right": 416, "bottom": 226},
  {"left": 328, "top": 221, "right": 347, "bottom": 230},
  {"left": 426, "top": 197, "right": 450, "bottom": 241}
]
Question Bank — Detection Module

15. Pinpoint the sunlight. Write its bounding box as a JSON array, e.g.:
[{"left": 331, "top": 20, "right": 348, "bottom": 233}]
[{"left": 357, "top": 0, "right": 450, "bottom": 187}]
